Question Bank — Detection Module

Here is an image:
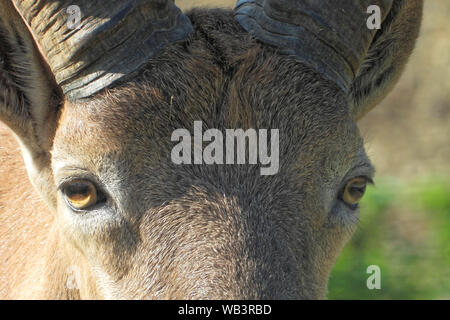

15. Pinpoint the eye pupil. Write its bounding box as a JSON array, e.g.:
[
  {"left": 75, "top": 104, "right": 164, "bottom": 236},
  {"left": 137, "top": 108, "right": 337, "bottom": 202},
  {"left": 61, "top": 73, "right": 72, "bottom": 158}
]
[
  {"left": 341, "top": 177, "right": 370, "bottom": 207},
  {"left": 66, "top": 183, "right": 91, "bottom": 198},
  {"left": 62, "top": 180, "right": 100, "bottom": 210},
  {"left": 349, "top": 185, "right": 366, "bottom": 196}
]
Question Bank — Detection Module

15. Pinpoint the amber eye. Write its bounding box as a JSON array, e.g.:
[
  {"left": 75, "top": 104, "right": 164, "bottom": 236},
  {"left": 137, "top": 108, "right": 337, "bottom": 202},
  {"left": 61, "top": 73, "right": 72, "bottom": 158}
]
[
  {"left": 341, "top": 177, "right": 370, "bottom": 207},
  {"left": 62, "top": 180, "right": 101, "bottom": 211}
]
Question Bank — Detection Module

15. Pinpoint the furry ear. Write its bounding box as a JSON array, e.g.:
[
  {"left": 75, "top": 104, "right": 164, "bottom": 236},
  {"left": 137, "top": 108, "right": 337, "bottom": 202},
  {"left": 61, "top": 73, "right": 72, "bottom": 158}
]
[
  {"left": 349, "top": 0, "right": 423, "bottom": 120},
  {"left": 0, "top": 1, "right": 62, "bottom": 207}
]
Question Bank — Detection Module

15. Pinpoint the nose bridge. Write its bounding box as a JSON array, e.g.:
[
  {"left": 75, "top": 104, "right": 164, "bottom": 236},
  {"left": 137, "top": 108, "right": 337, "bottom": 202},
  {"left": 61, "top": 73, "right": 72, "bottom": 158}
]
[
  {"left": 239, "top": 208, "right": 304, "bottom": 299},
  {"left": 172, "top": 192, "right": 305, "bottom": 299}
]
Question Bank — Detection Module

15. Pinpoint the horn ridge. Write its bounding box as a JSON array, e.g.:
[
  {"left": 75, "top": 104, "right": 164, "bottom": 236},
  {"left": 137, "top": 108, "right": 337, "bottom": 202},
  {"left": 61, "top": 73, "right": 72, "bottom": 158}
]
[
  {"left": 234, "top": 0, "right": 393, "bottom": 92},
  {"left": 13, "top": 0, "right": 193, "bottom": 101}
]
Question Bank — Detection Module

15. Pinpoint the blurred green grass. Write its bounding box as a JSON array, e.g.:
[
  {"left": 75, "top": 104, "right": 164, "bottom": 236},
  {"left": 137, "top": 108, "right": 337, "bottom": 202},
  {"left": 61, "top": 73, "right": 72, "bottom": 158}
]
[{"left": 328, "top": 176, "right": 450, "bottom": 299}]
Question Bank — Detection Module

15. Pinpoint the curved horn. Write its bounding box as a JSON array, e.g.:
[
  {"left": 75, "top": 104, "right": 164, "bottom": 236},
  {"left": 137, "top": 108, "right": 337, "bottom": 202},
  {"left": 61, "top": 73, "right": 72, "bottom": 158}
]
[
  {"left": 234, "top": 0, "right": 393, "bottom": 92},
  {"left": 13, "top": 0, "right": 193, "bottom": 100}
]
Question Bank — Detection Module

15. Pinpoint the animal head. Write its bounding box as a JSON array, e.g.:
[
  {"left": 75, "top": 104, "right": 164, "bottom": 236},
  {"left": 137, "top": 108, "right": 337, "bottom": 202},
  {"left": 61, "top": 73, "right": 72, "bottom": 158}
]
[{"left": 0, "top": 0, "right": 422, "bottom": 299}]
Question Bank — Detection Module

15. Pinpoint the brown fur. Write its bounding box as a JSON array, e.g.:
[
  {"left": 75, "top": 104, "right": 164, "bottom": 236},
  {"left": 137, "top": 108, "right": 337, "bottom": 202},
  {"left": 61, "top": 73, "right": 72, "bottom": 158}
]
[{"left": 0, "top": 4, "right": 422, "bottom": 299}]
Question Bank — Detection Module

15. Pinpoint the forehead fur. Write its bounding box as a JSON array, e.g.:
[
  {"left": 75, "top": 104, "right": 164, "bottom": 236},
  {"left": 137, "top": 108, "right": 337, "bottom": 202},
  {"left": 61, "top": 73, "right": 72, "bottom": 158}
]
[{"left": 52, "top": 8, "right": 362, "bottom": 179}]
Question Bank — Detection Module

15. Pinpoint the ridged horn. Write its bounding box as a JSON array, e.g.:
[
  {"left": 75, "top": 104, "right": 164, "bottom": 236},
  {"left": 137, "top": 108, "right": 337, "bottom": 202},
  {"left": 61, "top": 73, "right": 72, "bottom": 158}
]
[
  {"left": 234, "top": 0, "right": 393, "bottom": 92},
  {"left": 12, "top": 0, "right": 193, "bottom": 100}
]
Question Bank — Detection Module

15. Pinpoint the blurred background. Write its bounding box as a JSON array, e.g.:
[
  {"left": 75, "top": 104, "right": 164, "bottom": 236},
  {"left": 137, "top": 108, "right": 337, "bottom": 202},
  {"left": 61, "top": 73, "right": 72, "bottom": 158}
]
[{"left": 181, "top": 0, "right": 450, "bottom": 299}]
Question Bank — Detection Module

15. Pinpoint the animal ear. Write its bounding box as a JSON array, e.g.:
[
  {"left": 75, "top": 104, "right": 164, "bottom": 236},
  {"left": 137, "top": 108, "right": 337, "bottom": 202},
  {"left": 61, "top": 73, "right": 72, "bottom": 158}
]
[
  {"left": 0, "top": 1, "right": 62, "bottom": 207},
  {"left": 348, "top": 0, "right": 423, "bottom": 120},
  {"left": 0, "top": 1, "right": 62, "bottom": 152}
]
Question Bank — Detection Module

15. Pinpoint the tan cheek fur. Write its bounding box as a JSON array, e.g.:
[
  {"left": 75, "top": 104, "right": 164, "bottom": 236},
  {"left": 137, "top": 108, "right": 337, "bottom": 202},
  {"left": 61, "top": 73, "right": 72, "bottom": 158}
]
[{"left": 0, "top": 123, "right": 53, "bottom": 298}]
